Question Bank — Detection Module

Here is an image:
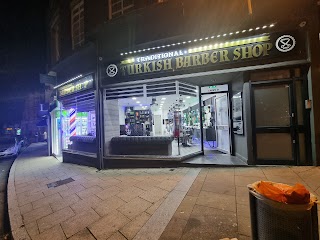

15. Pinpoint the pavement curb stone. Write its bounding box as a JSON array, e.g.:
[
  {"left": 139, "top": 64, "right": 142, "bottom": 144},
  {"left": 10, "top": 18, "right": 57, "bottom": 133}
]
[{"left": 8, "top": 153, "right": 31, "bottom": 240}]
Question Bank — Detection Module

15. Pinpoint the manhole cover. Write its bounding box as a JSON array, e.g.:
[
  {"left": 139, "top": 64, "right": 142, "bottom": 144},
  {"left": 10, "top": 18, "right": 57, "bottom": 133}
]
[{"left": 47, "top": 177, "right": 75, "bottom": 188}]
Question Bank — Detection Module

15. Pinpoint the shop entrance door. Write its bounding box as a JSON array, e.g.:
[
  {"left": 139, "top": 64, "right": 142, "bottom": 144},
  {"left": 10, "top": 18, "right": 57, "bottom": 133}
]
[
  {"left": 214, "top": 93, "right": 231, "bottom": 154},
  {"left": 252, "top": 82, "right": 296, "bottom": 165}
]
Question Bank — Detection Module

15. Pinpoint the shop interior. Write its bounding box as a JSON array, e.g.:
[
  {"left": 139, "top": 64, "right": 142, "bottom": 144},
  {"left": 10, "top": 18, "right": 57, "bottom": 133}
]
[
  {"left": 54, "top": 92, "right": 97, "bottom": 156},
  {"left": 105, "top": 84, "right": 234, "bottom": 160},
  {"left": 115, "top": 93, "right": 202, "bottom": 157},
  {"left": 117, "top": 92, "right": 231, "bottom": 154}
]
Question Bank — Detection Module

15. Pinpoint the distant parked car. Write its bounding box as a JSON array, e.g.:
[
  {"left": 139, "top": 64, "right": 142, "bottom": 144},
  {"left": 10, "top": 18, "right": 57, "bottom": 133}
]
[{"left": 0, "top": 137, "right": 23, "bottom": 158}]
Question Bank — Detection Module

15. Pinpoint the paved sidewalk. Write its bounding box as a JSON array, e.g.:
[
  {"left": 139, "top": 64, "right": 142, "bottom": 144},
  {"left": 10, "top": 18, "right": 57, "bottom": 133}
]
[
  {"left": 160, "top": 167, "right": 320, "bottom": 239},
  {"left": 8, "top": 143, "right": 320, "bottom": 240}
]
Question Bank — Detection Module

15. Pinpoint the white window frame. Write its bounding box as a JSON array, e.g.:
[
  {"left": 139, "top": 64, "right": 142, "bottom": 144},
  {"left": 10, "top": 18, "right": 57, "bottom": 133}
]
[
  {"left": 108, "top": 0, "right": 134, "bottom": 20},
  {"left": 71, "top": 0, "right": 85, "bottom": 49}
]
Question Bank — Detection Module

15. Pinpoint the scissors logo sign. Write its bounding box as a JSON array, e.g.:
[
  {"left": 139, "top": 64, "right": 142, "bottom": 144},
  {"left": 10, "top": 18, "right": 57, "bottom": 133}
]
[
  {"left": 106, "top": 64, "right": 118, "bottom": 77},
  {"left": 276, "top": 35, "right": 296, "bottom": 53}
]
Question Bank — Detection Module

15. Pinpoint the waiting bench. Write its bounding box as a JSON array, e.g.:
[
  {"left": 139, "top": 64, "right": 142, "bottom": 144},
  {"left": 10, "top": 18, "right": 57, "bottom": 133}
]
[
  {"left": 110, "top": 136, "right": 174, "bottom": 155},
  {"left": 69, "top": 136, "right": 96, "bottom": 153}
]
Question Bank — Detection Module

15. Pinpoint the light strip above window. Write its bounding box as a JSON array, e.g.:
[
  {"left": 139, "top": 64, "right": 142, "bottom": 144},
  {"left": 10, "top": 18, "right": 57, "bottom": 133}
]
[
  {"left": 120, "top": 23, "right": 276, "bottom": 56},
  {"left": 54, "top": 74, "right": 83, "bottom": 89}
]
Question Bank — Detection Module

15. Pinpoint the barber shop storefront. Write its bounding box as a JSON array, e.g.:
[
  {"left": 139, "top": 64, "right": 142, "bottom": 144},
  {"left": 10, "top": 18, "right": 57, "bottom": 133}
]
[
  {"left": 100, "top": 27, "right": 313, "bottom": 167},
  {"left": 51, "top": 74, "right": 98, "bottom": 167}
]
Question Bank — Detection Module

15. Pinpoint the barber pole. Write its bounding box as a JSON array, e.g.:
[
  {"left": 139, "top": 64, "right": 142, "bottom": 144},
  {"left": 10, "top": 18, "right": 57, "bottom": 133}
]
[{"left": 69, "top": 108, "right": 77, "bottom": 136}]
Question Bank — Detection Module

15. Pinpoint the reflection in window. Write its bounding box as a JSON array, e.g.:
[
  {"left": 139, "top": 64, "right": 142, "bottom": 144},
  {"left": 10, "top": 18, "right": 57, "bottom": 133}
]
[
  {"left": 50, "top": 15, "right": 60, "bottom": 63},
  {"left": 108, "top": 0, "right": 134, "bottom": 19},
  {"left": 71, "top": 0, "right": 84, "bottom": 49},
  {"left": 254, "top": 85, "right": 291, "bottom": 127}
]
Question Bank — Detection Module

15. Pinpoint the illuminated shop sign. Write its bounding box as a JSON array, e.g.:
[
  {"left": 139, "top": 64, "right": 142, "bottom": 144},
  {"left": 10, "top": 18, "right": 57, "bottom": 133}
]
[
  {"left": 119, "top": 41, "right": 272, "bottom": 75},
  {"left": 201, "top": 84, "right": 229, "bottom": 93},
  {"left": 135, "top": 50, "right": 185, "bottom": 63},
  {"left": 105, "top": 31, "right": 304, "bottom": 80},
  {"left": 58, "top": 74, "right": 94, "bottom": 98}
]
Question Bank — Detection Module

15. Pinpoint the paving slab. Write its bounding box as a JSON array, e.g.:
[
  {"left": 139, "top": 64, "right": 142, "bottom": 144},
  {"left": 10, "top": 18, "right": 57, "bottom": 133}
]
[{"left": 161, "top": 166, "right": 320, "bottom": 239}]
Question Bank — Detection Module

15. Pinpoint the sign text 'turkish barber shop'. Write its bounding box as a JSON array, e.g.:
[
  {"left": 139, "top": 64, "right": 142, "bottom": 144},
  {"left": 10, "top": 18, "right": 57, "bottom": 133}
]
[{"left": 105, "top": 31, "right": 303, "bottom": 80}]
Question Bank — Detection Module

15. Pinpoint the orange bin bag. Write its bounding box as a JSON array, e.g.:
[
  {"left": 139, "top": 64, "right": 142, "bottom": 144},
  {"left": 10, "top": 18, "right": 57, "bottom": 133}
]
[{"left": 254, "top": 181, "right": 310, "bottom": 204}]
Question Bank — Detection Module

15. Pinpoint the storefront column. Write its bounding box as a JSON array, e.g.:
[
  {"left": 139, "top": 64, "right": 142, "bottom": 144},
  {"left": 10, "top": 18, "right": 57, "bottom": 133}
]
[
  {"left": 308, "top": 2, "right": 320, "bottom": 165},
  {"left": 96, "top": 44, "right": 104, "bottom": 169}
]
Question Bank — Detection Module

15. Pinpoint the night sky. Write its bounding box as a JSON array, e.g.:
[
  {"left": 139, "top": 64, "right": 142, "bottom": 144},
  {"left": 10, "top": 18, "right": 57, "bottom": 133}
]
[{"left": 0, "top": 1, "right": 48, "bottom": 125}]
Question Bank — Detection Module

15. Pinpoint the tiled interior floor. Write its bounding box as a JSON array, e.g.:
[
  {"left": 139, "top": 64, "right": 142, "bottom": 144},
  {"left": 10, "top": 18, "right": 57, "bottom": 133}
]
[
  {"left": 171, "top": 140, "right": 202, "bottom": 157},
  {"left": 182, "top": 151, "right": 248, "bottom": 165},
  {"left": 173, "top": 139, "right": 247, "bottom": 165},
  {"left": 106, "top": 139, "right": 246, "bottom": 165}
]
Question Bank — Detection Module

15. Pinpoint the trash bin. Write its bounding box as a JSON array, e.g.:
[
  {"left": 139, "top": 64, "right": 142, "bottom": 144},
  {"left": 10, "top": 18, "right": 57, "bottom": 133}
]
[{"left": 248, "top": 183, "right": 319, "bottom": 240}]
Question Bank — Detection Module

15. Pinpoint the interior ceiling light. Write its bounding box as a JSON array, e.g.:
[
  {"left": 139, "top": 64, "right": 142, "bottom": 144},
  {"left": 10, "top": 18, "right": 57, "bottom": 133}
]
[
  {"left": 120, "top": 23, "right": 276, "bottom": 55},
  {"left": 132, "top": 97, "right": 136, "bottom": 100},
  {"left": 136, "top": 101, "right": 140, "bottom": 104}
]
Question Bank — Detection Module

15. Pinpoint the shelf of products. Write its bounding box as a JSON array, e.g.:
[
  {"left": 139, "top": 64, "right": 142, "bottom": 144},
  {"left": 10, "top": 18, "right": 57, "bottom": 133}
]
[
  {"left": 125, "top": 108, "right": 152, "bottom": 136},
  {"left": 125, "top": 109, "right": 151, "bottom": 125}
]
